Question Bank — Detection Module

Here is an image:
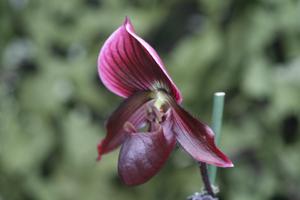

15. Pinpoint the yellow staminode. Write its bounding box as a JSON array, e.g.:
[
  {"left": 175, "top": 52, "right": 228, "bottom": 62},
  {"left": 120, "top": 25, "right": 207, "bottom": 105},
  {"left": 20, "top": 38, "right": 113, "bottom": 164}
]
[{"left": 153, "top": 90, "right": 168, "bottom": 111}]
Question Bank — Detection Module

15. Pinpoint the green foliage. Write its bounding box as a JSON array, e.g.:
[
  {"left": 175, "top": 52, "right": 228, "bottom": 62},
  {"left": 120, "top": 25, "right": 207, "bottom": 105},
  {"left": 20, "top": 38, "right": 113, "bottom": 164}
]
[{"left": 1, "top": 0, "right": 300, "bottom": 199}]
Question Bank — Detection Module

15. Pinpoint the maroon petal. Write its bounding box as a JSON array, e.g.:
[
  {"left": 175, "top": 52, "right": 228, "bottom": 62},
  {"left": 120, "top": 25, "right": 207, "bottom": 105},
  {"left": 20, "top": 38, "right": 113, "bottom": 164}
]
[
  {"left": 170, "top": 101, "right": 233, "bottom": 167},
  {"left": 97, "top": 91, "right": 153, "bottom": 160},
  {"left": 118, "top": 124, "right": 176, "bottom": 186},
  {"left": 98, "top": 17, "right": 182, "bottom": 103}
]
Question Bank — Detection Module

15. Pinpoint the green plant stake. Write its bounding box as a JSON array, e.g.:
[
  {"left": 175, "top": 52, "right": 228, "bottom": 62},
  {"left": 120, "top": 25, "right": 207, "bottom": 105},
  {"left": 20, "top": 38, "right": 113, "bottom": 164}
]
[
  {"left": 208, "top": 92, "right": 225, "bottom": 185},
  {"left": 188, "top": 92, "right": 226, "bottom": 199}
]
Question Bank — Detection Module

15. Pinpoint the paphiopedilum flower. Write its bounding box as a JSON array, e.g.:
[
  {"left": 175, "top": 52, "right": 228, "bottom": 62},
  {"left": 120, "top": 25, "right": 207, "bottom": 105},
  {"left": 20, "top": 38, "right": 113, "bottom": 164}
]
[{"left": 97, "top": 17, "right": 233, "bottom": 186}]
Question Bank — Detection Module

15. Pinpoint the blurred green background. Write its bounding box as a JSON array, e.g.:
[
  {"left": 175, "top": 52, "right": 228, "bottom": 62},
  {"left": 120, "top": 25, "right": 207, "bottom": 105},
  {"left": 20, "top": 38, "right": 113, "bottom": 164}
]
[{"left": 1, "top": 0, "right": 300, "bottom": 199}]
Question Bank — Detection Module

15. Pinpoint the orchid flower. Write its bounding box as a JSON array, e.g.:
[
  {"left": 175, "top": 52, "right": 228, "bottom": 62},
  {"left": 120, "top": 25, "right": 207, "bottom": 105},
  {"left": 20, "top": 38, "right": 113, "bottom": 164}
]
[{"left": 97, "top": 17, "right": 233, "bottom": 186}]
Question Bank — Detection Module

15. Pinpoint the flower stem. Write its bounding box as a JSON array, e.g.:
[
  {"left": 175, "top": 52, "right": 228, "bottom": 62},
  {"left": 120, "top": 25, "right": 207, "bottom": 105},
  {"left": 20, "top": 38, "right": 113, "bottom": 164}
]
[{"left": 199, "top": 162, "right": 215, "bottom": 197}]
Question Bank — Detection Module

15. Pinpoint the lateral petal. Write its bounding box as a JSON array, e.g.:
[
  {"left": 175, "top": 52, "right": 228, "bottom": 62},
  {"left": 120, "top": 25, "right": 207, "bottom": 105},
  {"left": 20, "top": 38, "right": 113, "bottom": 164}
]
[
  {"left": 170, "top": 102, "right": 233, "bottom": 168},
  {"left": 118, "top": 124, "right": 176, "bottom": 186},
  {"left": 97, "top": 91, "right": 153, "bottom": 160},
  {"left": 98, "top": 17, "right": 182, "bottom": 103}
]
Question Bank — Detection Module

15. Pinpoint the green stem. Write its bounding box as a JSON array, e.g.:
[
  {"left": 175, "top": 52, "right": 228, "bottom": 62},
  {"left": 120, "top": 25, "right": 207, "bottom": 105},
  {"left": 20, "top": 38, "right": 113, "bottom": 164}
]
[{"left": 208, "top": 92, "right": 225, "bottom": 185}]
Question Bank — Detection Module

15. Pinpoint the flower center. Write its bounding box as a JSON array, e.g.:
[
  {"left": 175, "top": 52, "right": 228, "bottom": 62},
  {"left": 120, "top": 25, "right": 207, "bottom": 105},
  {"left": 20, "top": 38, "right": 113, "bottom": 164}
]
[{"left": 124, "top": 90, "right": 171, "bottom": 134}]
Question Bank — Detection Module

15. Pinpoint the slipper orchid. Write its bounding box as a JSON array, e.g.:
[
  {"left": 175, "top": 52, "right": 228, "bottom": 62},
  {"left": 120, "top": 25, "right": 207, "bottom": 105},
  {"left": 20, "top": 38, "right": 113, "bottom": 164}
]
[{"left": 97, "top": 17, "right": 233, "bottom": 186}]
